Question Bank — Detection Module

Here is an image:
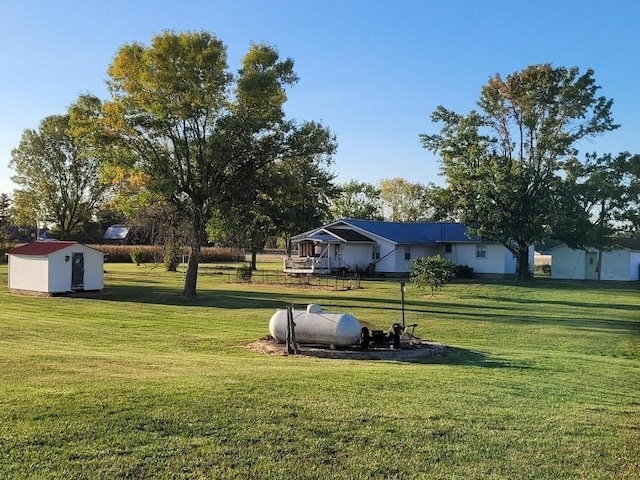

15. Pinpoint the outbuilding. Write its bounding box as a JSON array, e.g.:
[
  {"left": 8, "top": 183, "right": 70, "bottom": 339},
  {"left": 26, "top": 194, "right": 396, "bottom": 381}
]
[
  {"left": 550, "top": 239, "right": 640, "bottom": 281},
  {"left": 7, "top": 241, "right": 105, "bottom": 295}
]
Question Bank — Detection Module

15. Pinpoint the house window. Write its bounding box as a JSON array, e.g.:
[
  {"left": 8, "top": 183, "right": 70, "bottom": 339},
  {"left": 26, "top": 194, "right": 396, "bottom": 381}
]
[
  {"left": 445, "top": 243, "right": 452, "bottom": 253},
  {"left": 334, "top": 244, "right": 341, "bottom": 255},
  {"left": 372, "top": 245, "right": 380, "bottom": 260},
  {"left": 300, "top": 242, "right": 313, "bottom": 257},
  {"left": 404, "top": 247, "right": 411, "bottom": 260},
  {"left": 476, "top": 244, "right": 487, "bottom": 259}
]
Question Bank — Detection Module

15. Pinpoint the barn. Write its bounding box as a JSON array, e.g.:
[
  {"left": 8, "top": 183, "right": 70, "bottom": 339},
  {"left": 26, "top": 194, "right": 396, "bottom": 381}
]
[{"left": 7, "top": 241, "right": 105, "bottom": 295}]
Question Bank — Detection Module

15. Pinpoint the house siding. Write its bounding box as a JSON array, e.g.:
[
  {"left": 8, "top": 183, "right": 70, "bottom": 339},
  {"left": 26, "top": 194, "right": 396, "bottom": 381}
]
[
  {"left": 397, "top": 245, "right": 440, "bottom": 271},
  {"left": 372, "top": 240, "right": 398, "bottom": 273},
  {"left": 47, "top": 246, "right": 105, "bottom": 292},
  {"left": 600, "top": 249, "right": 631, "bottom": 281},
  {"left": 551, "top": 246, "right": 585, "bottom": 279},
  {"left": 630, "top": 252, "right": 640, "bottom": 281},
  {"left": 339, "top": 243, "right": 374, "bottom": 272},
  {"left": 48, "top": 250, "right": 71, "bottom": 292},
  {"left": 472, "top": 244, "right": 505, "bottom": 275},
  {"left": 83, "top": 247, "right": 105, "bottom": 290},
  {"left": 446, "top": 243, "right": 503, "bottom": 274},
  {"left": 552, "top": 245, "right": 638, "bottom": 281},
  {"left": 8, "top": 255, "right": 49, "bottom": 292}
]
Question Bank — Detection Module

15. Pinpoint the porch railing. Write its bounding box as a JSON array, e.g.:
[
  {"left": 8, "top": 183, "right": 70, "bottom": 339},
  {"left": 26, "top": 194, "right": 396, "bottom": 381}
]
[{"left": 283, "top": 256, "right": 330, "bottom": 272}]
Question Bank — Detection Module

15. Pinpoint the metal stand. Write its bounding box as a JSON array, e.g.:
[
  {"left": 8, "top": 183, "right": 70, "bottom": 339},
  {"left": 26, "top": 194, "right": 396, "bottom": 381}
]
[
  {"left": 400, "top": 282, "right": 406, "bottom": 329},
  {"left": 286, "top": 306, "right": 299, "bottom": 355}
]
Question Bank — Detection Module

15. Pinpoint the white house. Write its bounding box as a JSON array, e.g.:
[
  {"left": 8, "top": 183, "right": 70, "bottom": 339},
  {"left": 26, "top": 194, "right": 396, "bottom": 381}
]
[
  {"left": 7, "top": 241, "right": 105, "bottom": 295},
  {"left": 284, "top": 219, "right": 533, "bottom": 277},
  {"left": 550, "top": 239, "right": 640, "bottom": 281}
]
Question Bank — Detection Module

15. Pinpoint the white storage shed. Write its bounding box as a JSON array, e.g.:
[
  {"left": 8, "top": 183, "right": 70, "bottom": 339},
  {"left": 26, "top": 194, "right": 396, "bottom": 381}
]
[
  {"left": 550, "top": 239, "right": 640, "bottom": 281},
  {"left": 7, "top": 241, "right": 105, "bottom": 295}
]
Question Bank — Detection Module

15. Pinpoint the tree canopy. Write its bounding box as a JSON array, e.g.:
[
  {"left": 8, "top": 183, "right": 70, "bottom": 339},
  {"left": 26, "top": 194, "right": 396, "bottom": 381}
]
[
  {"left": 421, "top": 64, "right": 619, "bottom": 280},
  {"left": 101, "top": 31, "right": 334, "bottom": 297},
  {"left": 329, "top": 180, "right": 382, "bottom": 221},
  {"left": 379, "top": 177, "right": 433, "bottom": 222},
  {"left": 10, "top": 95, "right": 109, "bottom": 239}
]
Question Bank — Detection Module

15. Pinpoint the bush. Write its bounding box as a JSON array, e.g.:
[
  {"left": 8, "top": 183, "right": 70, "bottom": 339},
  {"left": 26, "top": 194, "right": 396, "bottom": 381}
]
[
  {"left": 454, "top": 264, "right": 474, "bottom": 279},
  {"left": 409, "top": 254, "right": 455, "bottom": 296},
  {"left": 130, "top": 248, "right": 146, "bottom": 266},
  {"left": 535, "top": 264, "right": 552, "bottom": 275},
  {"left": 236, "top": 264, "right": 253, "bottom": 281}
]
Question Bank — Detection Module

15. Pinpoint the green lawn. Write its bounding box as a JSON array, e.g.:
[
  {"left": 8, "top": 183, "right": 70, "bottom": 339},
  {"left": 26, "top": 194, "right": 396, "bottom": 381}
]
[{"left": 0, "top": 263, "right": 638, "bottom": 479}]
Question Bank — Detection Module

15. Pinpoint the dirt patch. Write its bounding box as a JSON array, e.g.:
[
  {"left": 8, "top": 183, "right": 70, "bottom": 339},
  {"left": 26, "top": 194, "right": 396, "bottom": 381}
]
[{"left": 245, "top": 335, "right": 453, "bottom": 361}]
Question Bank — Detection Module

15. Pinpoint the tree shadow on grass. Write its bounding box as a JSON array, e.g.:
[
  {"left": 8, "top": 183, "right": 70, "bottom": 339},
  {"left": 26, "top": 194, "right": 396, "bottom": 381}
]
[
  {"left": 406, "top": 347, "right": 535, "bottom": 369},
  {"left": 94, "top": 283, "right": 638, "bottom": 334},
  {"left": 470, "top": 294, "right": 639, "bottom": 312},
  {"left": 98, "top": 284, "right": 375, "bottom": 311}
]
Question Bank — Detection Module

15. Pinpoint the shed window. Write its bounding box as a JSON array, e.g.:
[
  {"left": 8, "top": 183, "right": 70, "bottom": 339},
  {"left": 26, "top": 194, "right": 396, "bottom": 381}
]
[{"left": 476, "top": 244, "right": 487, "bottom": 259}]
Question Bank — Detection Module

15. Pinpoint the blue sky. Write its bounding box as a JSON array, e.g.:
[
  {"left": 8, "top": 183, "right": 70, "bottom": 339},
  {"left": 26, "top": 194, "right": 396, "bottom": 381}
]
[{"left": 1, "top": 0, "right": 638, "bottom": 195}]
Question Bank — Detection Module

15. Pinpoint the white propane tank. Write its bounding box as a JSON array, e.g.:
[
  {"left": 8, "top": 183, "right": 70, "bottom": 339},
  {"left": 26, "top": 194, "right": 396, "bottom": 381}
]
[{"left": 269, "top": 304, "right": 362, "bottom": 347}]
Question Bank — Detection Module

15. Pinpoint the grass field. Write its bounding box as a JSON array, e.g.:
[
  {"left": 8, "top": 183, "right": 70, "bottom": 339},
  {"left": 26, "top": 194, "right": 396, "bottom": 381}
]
[{"left": 0, "top": 261, "right": 638, "bottom": 479}]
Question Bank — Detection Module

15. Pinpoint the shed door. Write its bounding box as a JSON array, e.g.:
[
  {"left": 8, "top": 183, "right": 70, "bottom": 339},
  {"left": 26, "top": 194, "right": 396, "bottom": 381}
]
[
  {"left": 585, "top": 252, "right": 598, "bottom": 280},
  {"left": 71, "top": 252, "right": 85, "bottom": 289}
]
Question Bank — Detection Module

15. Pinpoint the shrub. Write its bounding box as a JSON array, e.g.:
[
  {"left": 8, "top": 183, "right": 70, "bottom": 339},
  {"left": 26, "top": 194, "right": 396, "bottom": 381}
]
[
  {"left": 535, "top": 264, "right": 552, "bottom": 275},
  {"left": 454, "top": 264, "right": 474, "bottom": 278},
  {"left": 409, "top": 254, "right": 455, "bottom": 296},
  {"left": 236, "top": 264, "right": 253, "bottom": 281},
  {"left": 130, "top": 248, "right": 146, "bottom": 266}
]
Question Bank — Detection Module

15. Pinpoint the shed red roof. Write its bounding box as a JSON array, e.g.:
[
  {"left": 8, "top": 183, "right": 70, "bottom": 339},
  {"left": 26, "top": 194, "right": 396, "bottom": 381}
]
[{"left": 7, "top": 241, "right": 78, "bottom": 256}]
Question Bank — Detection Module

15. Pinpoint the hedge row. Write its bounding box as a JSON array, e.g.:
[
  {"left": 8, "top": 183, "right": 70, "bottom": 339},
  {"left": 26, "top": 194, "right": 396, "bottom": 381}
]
[{"left": 93, "top": 245, "right": 246, "bottom": 264}]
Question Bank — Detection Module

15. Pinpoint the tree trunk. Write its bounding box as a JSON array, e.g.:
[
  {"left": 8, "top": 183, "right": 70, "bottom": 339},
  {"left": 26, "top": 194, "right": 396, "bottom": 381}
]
[
  {"left": 164, "top": 238, "right": 178, "bottom": 272},
  {"left": 285, "top": 234, "right": 292, "bottom": 256},
  {"left": 250, "top": 248, "right": 258, "bottom": 270},
  {"left": 183, "top": 206, "right": 205, "bottom": 299},
  {"left": 515, "top": 247, "right": 532, "bottom": 281},
  {"left": 163, "top": 224, "right": 178, "bottom": 272}
]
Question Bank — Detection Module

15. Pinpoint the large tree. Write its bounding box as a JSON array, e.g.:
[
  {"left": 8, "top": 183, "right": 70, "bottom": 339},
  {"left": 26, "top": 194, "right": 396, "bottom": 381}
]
[
  {"left": 209, "top": 120, "right": 337, "bottom": 266},
  {"left": 379, "top": 178, "right": 432, "bottom": 222},
  {"left": 102, "top": 31, "right": 329, "bottom": 298},
  {"left": 329, "top": 180, "right": 382, "bottom": 221},
  {"left": 0, "top": 193, "right": 11, "bottom": 256},
  {"left": 10, "top": 95, "right": 109, "bottom": 239},
  {"left": 421, "top": 64, "right": 618, "bottom": 280},
  {"left": 269, "top": 122, "right": 337, "bottom": 254}
]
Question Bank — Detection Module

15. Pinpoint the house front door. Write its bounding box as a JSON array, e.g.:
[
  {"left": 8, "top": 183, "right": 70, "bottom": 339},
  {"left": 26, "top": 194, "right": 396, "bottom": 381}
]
[
  {"left": 585, "top": 252, "right": 598, "bottom": 280},
  {"left": 71, "top": 252, "right": 85, "bottom": 290},
  {"left": 333, "top": 243, "right": 343, "bottom": 270}
]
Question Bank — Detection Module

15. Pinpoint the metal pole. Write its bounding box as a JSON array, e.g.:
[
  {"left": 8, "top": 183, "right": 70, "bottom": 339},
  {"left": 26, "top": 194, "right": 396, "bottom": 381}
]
[{"left": 400, "top": 282, "right": 406, "bottom": 329}]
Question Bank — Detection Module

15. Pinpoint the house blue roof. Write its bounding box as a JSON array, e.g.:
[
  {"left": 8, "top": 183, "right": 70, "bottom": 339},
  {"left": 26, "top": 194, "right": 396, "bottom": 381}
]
[{"left": 339, "top": 219, "right": 477, "bottom": 244}]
